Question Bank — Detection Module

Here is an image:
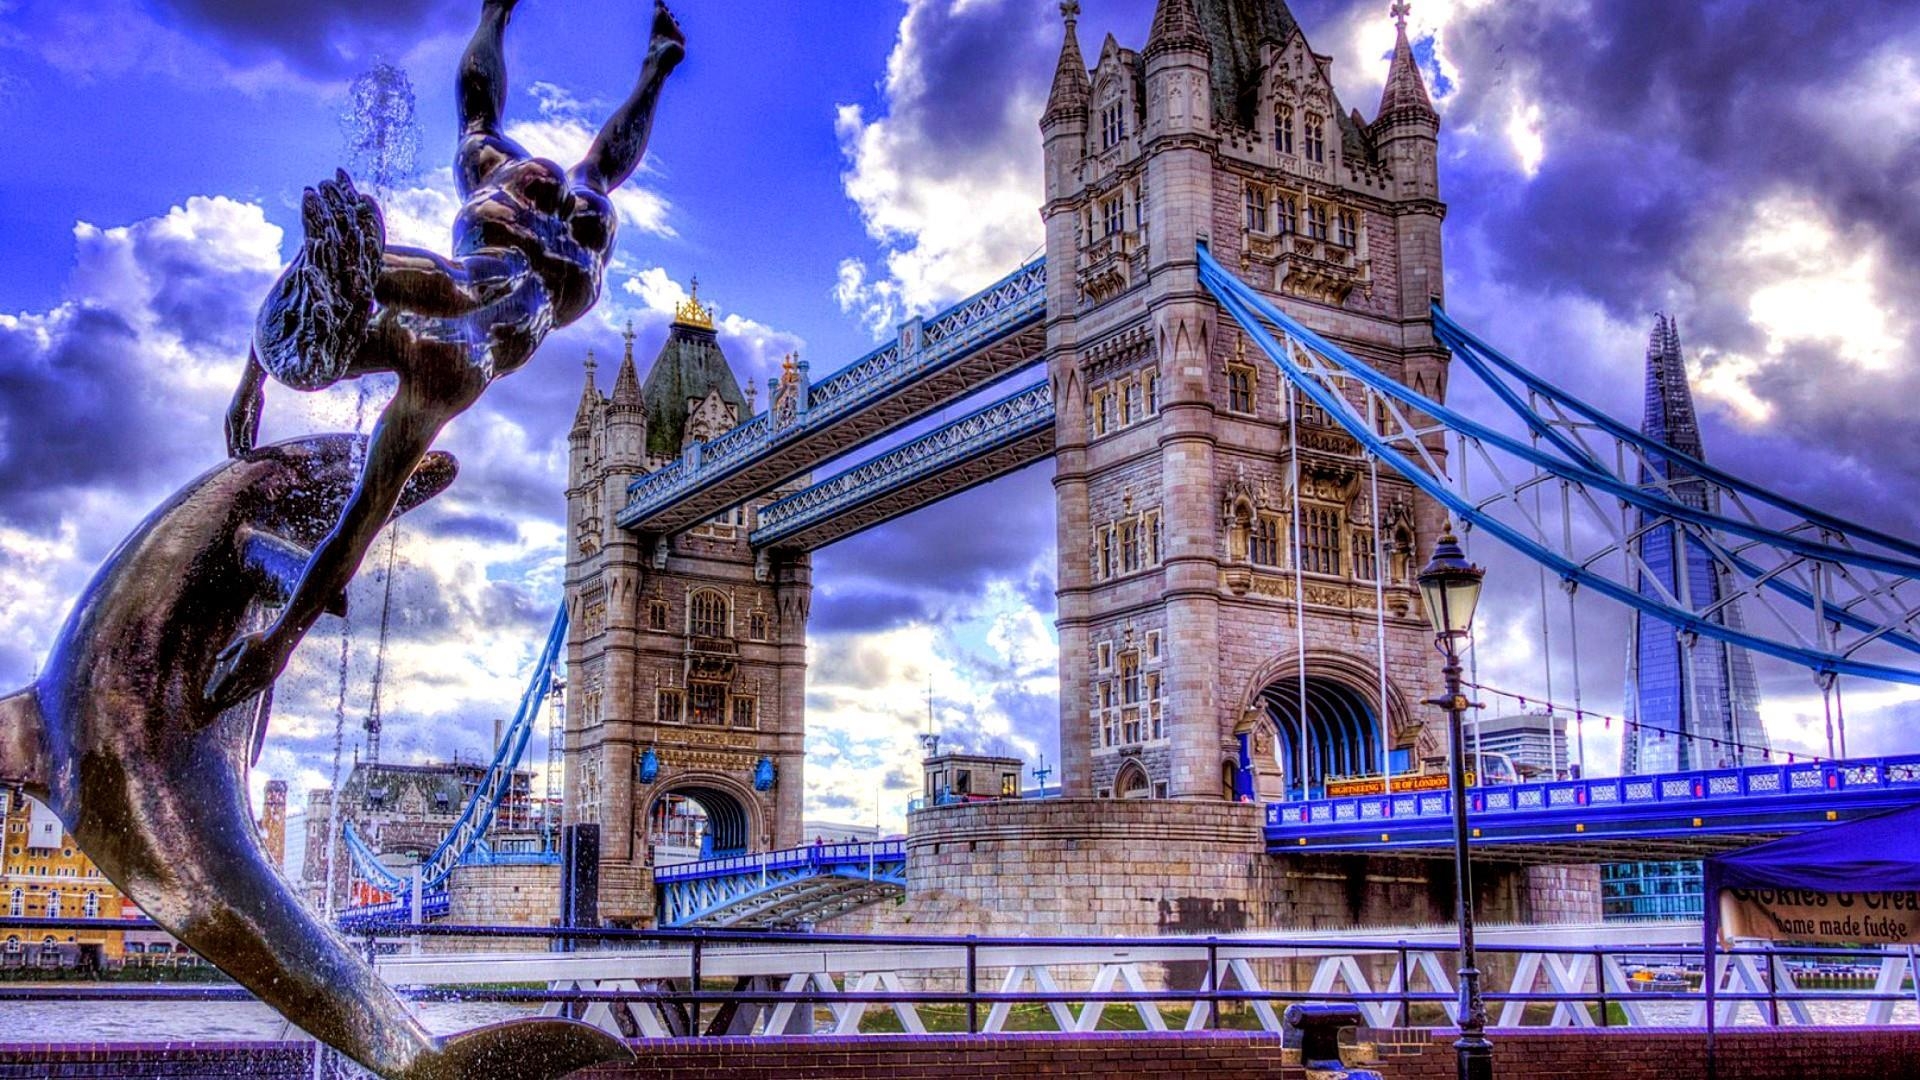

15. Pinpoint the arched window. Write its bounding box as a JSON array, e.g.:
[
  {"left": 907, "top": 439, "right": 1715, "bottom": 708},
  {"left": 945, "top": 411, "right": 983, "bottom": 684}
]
[
  {"left": 1115, "top": 762, "right": 1150, "bottom": 799},
  {"left": 689, "top": 590, "right": 730, "bottom": 639},
  {"left": 1275, "top": 103, "right": 1294, "bottom": 154},
  {"left": 1304, "top": 112, "right": 1326, "bottom": 163},
  {"left": 3, "top": 936, "right": 17, "bottom": 955},
  {"left": 45, "top": 891, "right": 59, "bottom": 919},
  {"left": 6, "top": 889, "right": 19, "bottom": 917},
  {"left": 84, "top": 892, "right": 99, "bottom": 918}
]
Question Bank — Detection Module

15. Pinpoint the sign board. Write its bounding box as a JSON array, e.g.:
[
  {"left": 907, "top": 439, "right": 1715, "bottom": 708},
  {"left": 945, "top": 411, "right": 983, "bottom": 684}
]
[
  {"left": 1323, "top": 772, "right": 1471, "bottom": 798},
  {"left": 1719, "top": 888, "right": 1920, "bottom": 945}
]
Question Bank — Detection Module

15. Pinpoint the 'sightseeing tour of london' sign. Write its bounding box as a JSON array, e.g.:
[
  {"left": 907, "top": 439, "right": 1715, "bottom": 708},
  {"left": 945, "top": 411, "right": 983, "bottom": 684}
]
[{"left": 1720, "top": 889, "right": 1920, "bottom": 945}]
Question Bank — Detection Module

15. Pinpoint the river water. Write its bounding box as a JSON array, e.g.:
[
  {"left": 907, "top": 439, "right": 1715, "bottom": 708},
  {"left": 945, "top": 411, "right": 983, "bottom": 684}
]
[{"left": 0, "top": 993, "right": 537, "bottom": 1043}]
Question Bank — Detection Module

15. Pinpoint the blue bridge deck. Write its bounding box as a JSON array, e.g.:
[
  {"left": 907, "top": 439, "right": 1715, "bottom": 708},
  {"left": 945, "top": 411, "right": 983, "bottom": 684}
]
[{"left": 1267, "top": 754, "right": 1920, "bottom": 861}]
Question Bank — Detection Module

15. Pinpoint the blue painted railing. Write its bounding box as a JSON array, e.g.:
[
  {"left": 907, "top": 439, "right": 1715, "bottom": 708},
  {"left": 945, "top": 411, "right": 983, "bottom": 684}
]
[
  {"left": 337, "top": 890, "right": 449, "bottom": 930},
  {"left": 654, "top": 840, "right": 907, "bottom": 884},
  {"left": 619, "top": 261, "right": 1046, "bottom": 528},
  {"left": 1267, "top": 753, "right": 1920, "bottom": 842},
  {"left": 751, "top": 381, "right": 1053, "bottom": 547}
]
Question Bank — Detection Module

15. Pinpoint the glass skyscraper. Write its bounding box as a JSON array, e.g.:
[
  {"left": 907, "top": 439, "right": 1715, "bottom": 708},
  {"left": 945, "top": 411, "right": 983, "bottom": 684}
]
[{"left": 1619, "top": 315, "right": 1769, "bottom": 775}]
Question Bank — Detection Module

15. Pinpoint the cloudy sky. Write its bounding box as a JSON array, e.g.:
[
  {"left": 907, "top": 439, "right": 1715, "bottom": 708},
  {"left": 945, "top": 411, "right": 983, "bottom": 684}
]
[{"left": 1, "top": 0, "right": 1916, "bottom": 830}]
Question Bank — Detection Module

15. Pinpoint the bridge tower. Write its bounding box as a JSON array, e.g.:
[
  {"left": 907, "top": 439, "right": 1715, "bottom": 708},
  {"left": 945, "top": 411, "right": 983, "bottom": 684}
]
[
  {"left": 1045, "top": 0, "right": 1453, "bottom": 804},
  {"left": 565, "top": 293, "right": 811, "bottom": 926}
]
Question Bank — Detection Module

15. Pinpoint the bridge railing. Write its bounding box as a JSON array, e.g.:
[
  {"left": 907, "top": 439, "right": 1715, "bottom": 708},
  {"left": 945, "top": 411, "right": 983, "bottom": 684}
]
[
  {"left": 1267, "top": 753, "right": 1920, "bottom": 835},
  {"left": 621, "top": 260, "right": 1046, "bottom": 527},
  {"left": 654, "top": 839, "right": 907, "bottom": 884}
]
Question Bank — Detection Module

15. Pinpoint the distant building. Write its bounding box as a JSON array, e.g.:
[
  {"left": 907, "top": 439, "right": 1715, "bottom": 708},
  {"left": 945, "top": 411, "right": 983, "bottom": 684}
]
[
  {"left": 304, "top": 758, "right": 538, "bottom": 911},
  {"left": 1602, "top": 861, "right": 1704, "bottom": 922},
  {"left": 1465, "top": 711, "right": 1568, "bottom": 780},
  {"left": 258, "top": 779, "right": 288, "bottom": 870},
  {"left": 802, "top": 820, "right": 881, "bottom": 844},
  {"left": 921, "top": 750, "right": 1025, "bottom": 806}
]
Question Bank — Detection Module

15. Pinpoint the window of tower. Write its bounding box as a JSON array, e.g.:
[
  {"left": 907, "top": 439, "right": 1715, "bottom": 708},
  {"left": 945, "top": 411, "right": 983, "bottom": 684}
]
[
  {"left": 1227, "top": 365, "right": 1256, "bottom": 414},
  {"left": 1305, "top": 202, "right": 1329, "bottom": 241},
  {"left": 731, "top": 696, "right": 757, "bottom": 729},
  {"left": 1244, "top": 185, "right": 1268, "bottom": 233},
  {"left": 1275, "top": 104, "right": 1294, "bottom": 154},
  {"left": 1335, "top": 208, "right": 1358, "bottom": 248},
  {"left": 1147, "top": 672, "right": 1163, "bottom": 739},
  {"left": 1252, "top": 513, "right": 1283, "bottom": 567},
  {"left": 1302, "top": 505, "right": 1343, "bottom": 576},
  {"left": 1102, "top": 196, "right": 1123, "bottom": 238},
  {"left": 1277, "top": 193, "right": 1297, "bottom": 235},
  {"left": 1120, "top": 520, "right": 1141, "bottom": 573},
  {"left": 689, "top": 590, "right": 730, "bottom": 639},
  {"left": 1293, "top": 388, "right": 1332, "bottom": 427},
  {"left": 1101, "top": 100, "right": 1126, "bottom": 149},
  {"left": 689, "top": 682, "right": 726, "bottom": 725},
  {"left": 1115, "top": 762, "right": 1149, "bottom": 799},
  {"left": 1144, "top": 370, "right": 1160, "bottom": 413},
  {"left": 649, "top": 599, "right": 669, "bottom": 632},
  {"left": 1124, "top": 379, "right": 1142, "bottom": 423},
  {"left": 1120, "top": 652, "right": 1142, "bottom": 705},
  {"left": 1305, "top": 113, "right": 1326, "bottom": 163},
  {"left": 1134, "top": 183, "right": 1147, "bottom": 229},
  {"left": 656, "top": 688, "right": 684, "bottom": 724},
  {"left": 1352, "top": 530, "right": 1379, "bottom": 581},
  {"left": 749, "top": 609, "right": 770, "bottom": 642}
]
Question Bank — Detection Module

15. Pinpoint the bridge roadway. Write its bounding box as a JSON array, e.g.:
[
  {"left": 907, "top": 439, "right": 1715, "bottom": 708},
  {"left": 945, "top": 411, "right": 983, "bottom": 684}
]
[
  {"left": 654, "top": 840, "right": 906, "bottom": 929},
  {"left": 618, "top": 260, "right": 1046, "bottom": 537}
]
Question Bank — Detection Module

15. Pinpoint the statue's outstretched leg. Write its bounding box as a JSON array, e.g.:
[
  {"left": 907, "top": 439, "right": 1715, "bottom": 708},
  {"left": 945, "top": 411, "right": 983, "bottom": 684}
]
[
  {"left": 250, "top": 172, "right": 384, "bottom": 394},
  {"left": 573, "top": 2, "right": 685, "bottom": 195}
]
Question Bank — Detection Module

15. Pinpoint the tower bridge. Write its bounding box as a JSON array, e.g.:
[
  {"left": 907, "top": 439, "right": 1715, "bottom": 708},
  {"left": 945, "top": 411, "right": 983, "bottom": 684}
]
[{"left": 523, "top": 0, "right": 1920, "bottom": 937}]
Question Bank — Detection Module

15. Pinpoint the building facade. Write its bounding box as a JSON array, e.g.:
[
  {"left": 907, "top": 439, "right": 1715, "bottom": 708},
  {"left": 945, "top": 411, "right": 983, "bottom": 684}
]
[
  {"left": 1466, "top": 711, "right": 1569, "bottom": 781},
  {"left": 1043, "top": 0, "right": 1451, "bottom": 804},
  {"left": 1621, "top": 315, "right": 1769, "bottom": 774},
  {"left": 564, "top": 291, "right": 813, "bottom": 925}
]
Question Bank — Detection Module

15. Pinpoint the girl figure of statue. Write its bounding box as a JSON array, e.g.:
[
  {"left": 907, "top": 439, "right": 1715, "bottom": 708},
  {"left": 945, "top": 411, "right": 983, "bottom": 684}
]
[{"left": 208, "top": 0, "right": 685, "bottom": 706}]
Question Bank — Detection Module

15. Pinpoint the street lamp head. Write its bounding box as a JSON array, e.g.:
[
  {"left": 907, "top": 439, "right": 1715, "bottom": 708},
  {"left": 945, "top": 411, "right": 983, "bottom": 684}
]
[{"left": 1418, "top": 525, "right": 1485, "bottom": 639}]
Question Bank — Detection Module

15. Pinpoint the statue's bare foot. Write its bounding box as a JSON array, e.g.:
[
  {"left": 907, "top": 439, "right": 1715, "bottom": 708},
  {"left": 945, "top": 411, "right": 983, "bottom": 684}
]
[
  {"left": 258, "top": 171, "right": 384, "bottom": 390},
  {"left": 204, "top": 632, "right": 284, "bottom": 711},
  {"left": 649, "top": 1, "right": 685, "bottom": 65}
]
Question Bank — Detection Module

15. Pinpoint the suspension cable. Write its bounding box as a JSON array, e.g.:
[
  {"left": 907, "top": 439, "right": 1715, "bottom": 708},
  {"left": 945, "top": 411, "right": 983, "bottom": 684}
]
[
  {"left": 1289, "top": 377, "right": 1311, "bottom": 797},
  {"left": 1368, "top": 395, "right": 1392, "bottom": 788}
]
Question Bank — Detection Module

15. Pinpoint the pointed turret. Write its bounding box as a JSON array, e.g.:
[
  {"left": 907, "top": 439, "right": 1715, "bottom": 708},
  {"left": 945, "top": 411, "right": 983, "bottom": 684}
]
[
  {"left": 1376, "top": 2, "right": 1436, "bottom": 125},
  {"left": 572, "top": 351, "right": 601, "bottom": 435},
  {"left": 611, "top": 321, "right": 645, "bottom": 414},
  {"left": 1043, "top": 2, "right": 1091, "bottom": 127},
  {"left": 1146, "top": 0, "right": 1208, "bottom": 59}
]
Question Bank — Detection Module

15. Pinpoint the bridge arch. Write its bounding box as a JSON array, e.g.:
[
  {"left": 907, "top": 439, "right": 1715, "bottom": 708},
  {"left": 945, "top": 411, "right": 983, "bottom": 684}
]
[
  {"left": 645, "top": 773, "right": 764, "bottom": 862},
  {"left": 1236, "top": 651, "right": 1417, "bottom": 799}
]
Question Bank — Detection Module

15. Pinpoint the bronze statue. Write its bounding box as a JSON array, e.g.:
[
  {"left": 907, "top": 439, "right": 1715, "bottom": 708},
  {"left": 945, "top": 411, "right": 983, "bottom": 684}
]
[
  {"left": 209, "top": 0, "right": 686, "bottom": 707},
  {"left": 0, "top": 436, "right": 633, "bottom": 1079}
]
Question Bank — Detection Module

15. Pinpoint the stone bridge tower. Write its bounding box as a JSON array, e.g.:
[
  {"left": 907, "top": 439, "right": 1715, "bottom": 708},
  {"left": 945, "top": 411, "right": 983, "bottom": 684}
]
[
  {"left": 565, "top": 292, "right": 811, "bottom": 926},
  {"left": 1044, "top": 0, "right": 1453, "bottom": 805}
]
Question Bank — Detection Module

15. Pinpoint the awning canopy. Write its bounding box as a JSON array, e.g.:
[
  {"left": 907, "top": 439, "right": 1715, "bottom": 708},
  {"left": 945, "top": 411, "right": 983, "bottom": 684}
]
[{"left": 1706, "top": 801, "right": 1920, "bottom": 895}]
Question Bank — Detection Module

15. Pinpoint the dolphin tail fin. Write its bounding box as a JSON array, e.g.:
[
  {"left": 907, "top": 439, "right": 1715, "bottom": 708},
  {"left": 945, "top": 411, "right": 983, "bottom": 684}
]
[
  {"left": 402, "top": 1017, "right": 634, "bottom": 1080},
  {"left": 0, "top": 686, "right": 47, "bottom": 800}
]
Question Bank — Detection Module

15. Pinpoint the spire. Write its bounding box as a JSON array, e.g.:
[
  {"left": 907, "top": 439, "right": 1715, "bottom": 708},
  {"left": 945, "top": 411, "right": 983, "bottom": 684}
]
[
  {"left": 1146, "top": 0, "right": 1208, "bottom": 59},
  {"left": 611, "top": 319, "right": 644, "bottom": 413},
  {"left": 1377, "top": 2, "right": 1436, "bottom": 123},
  {"left": 571, "top": 350, "right": 601, "bottom": 434},
  {"left": 1641, "top": 313, "right": 1703, "bottom": 461},
  {"left": 1043, "top": 2, "right": 1090, "bottom": 126}
]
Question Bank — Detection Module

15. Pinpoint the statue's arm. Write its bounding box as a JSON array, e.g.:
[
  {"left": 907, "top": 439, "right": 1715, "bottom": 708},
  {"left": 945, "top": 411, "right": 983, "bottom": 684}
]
[
  {"left": 374, "top": 247, "right": 522, "bottom": 319},
  {"left": 225, "top": 349, "right": 267, "bottom": 457}
]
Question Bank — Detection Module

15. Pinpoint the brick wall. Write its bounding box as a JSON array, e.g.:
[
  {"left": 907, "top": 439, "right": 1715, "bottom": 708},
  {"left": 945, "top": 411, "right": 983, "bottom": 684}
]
[{"left": 9, "top": 1030, "right": 1919, "bottom": 1080}]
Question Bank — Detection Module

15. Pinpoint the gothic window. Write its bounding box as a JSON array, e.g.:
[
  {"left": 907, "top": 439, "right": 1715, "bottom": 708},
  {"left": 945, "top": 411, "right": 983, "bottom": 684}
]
[
  {"left": 1353, "top": 531, "right": 1379, "bottom": 581},
  {"left": 1115, "top": 762, "right": 1150, "bottom": 799},
  {"left": 689, "top": 682, "right": 726, "bottom": 725},
  {"left": 1134, "top": 183, "right": 1147, "bottom": 229},
  {"left": 1102, "top": 391, "right": 1118, "bottom": 432},
  {"left": 1102, "top": 196, "right": 1123, "bottom": 238},
  {"left": 1145, "top": 370, "right": 1160, "bottom": 413},
  {"left": 1101, "top": 99, "right": 1127, "bottom": 149},
  {"left": 1277, "top": 194, "right": 1297, "bottom": 235},
  {"left": 1227, "top": 365, "right": 1256, "bottom": 414},
  {"left": 1120, "top": 652, "right": 1142, "bottom": 705},
  {"left": 731, "top": 697, "right": 757, "bottom": 729},
  {"left": 1097, "top": 641, "right": 1112, "bottom": 671},
  {"left": 1305, "top": 202, "right": 1329, "bottom": 241},
  {"left": 1125, "top": 379, "right": 1143, "bottom": 423},
  {"left": 1335, "top": 208, "right": 1358, "bottom": 248},
  {"left": 1252, "top": 513, "right": 1283, "bottom": 567},
  {"left": 749, "top": 609, "right": 770, "bottom": 642},
  {"left": 1305, "top": 112, "right": 1326, "bottom": 163},
  {"left": 689, "top": 589, "right": 730, "bottom": 639},
  {"left": 1244, "top": 185, "right": 1268, "bottom": 233},
  {"left": 1145, "top": 510, "right": 1162, "bottom": 564},
  {"left": 1147, "top": 631, "right": 1161, "bottom": 659},
  {"left": 656, "top": 688, "right": 683, "bottom": 724},
  {"left": 1302, "top": 505, "right": 1343, "bottom": 575},
  {"left": 1147, "top": 672, "right": 1163, "bottom": 739},
  {"left": 648, "top": 599, "right": 669, "bottom": 632},
  {"left": 1120, "top": 520, "right": 1141, "bottom": 572},
  {"left": 1099, "top": 526, "right": 1115, "bottom": 579},
  {"left": 1294, "top": 389, "right": 1331, "bottom": 427},
  {"left": 1123, "top": 708, "right": 1142, "bottom": 745},
  {"left": 1275, "top": 103, "right": 1294, "bottom": 154}
]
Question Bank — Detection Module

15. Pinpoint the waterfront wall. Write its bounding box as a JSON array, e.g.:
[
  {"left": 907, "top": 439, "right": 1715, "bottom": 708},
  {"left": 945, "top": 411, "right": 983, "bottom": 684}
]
[
  {"left": 825, "top": 799, "right": 1600, "bottom": 936},
  {"left": 7, "top": 1029, "right": 1919, "bottom": 1080},
  {"left": 430, "top": 862, "right": 561, "bottom": 952}
]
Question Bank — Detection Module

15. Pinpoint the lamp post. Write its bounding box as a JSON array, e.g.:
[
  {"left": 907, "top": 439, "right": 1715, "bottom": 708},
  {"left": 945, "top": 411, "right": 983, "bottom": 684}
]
[{"left": 1418, "top": 526, "right": 1491, "bottom": 1080}]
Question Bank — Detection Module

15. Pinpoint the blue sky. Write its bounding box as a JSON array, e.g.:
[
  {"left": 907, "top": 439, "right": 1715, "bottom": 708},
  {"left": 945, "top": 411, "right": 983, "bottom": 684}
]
[{"left": 2, "top": 0, "right": 1918, "bottom": 829}]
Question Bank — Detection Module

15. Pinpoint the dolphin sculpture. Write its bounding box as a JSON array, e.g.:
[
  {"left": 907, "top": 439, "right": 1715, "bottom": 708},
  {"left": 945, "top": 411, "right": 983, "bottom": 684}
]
[{"left": 0, "top": 434, "right": 633, "bottom": 1080}]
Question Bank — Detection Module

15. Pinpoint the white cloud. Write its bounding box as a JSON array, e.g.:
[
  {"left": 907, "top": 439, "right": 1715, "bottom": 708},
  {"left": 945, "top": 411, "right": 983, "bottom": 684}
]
[{"left": 504, "top": 82, "right": 675, "bottom": 238}]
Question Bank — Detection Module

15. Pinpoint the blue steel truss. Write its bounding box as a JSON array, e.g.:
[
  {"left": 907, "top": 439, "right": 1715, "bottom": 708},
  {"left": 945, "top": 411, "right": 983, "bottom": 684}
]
[
  {"left": 619, "top": 260, "right": 1046, "bottom": 530},
  {"left": 340, "top": 605, "right": 568, "bottom": 898},
  {"left": 751, "top": 382, "right": 1055, "bottom": 548},
  {"left": 336, "top": 889, "right": 449, "bottom": 932},
  {"left": 1267, "top": 753, "right": 1920, "bottom": 860},
  {"left": 1196, "top": 245, "right": 1920, "bottom": 686},
  {"left": 655, "top": 841, "right": 907, "bottom": 928}
]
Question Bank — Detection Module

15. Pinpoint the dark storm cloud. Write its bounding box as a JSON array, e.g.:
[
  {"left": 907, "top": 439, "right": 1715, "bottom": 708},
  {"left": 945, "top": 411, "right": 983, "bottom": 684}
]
[
  {"left": 810, "top": 587, "right": 932, "bottom": 634},
  {"left": 427, "top": 511, "right": 520, "bottom": 544},
  {"left": 887, "top": 0, "right": 1058, "bottom": 147},
  {"left": 153, "top": 0, "right": 469, "bottom": 77}
]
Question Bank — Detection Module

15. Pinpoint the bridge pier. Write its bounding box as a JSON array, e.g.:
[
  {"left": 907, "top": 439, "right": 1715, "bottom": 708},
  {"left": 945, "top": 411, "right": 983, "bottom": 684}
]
[{"left": 820, "top": 800, "right": 1598, "bottom": 936}]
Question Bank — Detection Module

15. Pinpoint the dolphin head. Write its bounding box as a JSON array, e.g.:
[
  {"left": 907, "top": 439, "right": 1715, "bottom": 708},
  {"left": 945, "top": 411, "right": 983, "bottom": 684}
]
[{"left": 242, "top": 435, "right": 459, "bottom": 548}]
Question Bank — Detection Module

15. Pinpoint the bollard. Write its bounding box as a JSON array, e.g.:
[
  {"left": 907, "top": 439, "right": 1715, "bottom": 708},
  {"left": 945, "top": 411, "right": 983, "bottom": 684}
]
[{"left": 1282, "top": 1003, "right": 1383, "bottom": 1080}]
